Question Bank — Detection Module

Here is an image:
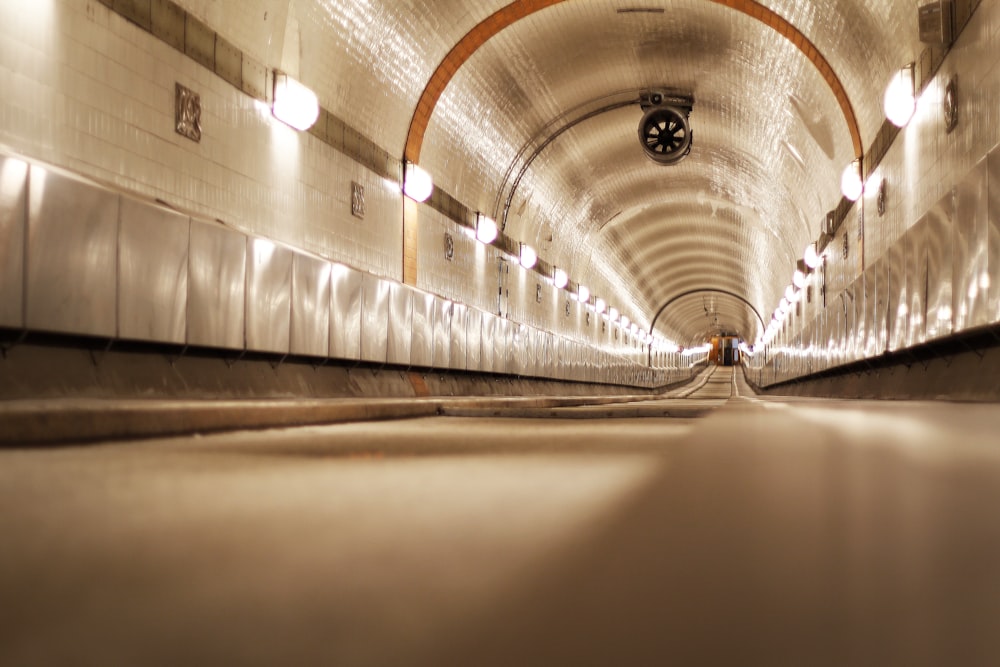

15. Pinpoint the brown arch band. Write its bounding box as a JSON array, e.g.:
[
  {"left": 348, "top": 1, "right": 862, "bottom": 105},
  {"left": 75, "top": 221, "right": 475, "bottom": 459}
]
[{"left": 404, "top": 0, "right": 864, "bottom": 163}]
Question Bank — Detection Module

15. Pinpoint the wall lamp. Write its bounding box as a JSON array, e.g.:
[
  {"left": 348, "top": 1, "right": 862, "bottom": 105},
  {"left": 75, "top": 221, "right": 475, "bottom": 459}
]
[
  {"left": 476, "top": 214, "right": 498, "bottom": 244},
  {"left": 784, "top": 285, "right": 799, "bottom": 304},
  {"left": 272, "top": 72, "right": 320, "bottom": 131},
  {"left": 804, "top": 242, "right": 823, "bottom": 270},
  {"left": 841, "top": 158, "right": 863, "bottom": 201},
  {"left": 608, "top": 307, "right": 620, "bottom": 322},
  {"left": 578, "top": 284, "right": 590, "bottom": 303},
  {"left": 884, "top": 63, "right": 916, "bottom": 128},
  {"left": 519, "top": 243, "right": 537, "bottom": 269},
  {"left": 403, "top": 163, "right": 434, "bottom": 203},
  {"left": 553, "top": 268, "right": 568, "bottom": 289},
  {"left": 595, "top": 298, "right": 607, "bottom": 314}
]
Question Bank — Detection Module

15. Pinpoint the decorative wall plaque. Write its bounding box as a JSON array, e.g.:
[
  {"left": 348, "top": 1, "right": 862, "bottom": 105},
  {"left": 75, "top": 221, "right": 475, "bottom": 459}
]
[
  {"left": 842, "top": 233, "right": 850, "bottom": 260},
  {"left": 877, "top": 178, "right": 887, "bottom": 216},
  {"left": 175, "top": 83, "right": 202, "bottom": 143},
  {"left": 351, "top": 182, "right": 366, "bottom": 219},
  {"left": 944, "top": 77, "right": 959, "bottom": 133},
  {"left": 565, "top": 299, "right": 571, "bottom": 316},
  {"left": 535, "top": 283, "right": 543, "bottom": 303},
  {"left": 443, "top": 232, "right": 454, "bottom": 261}
]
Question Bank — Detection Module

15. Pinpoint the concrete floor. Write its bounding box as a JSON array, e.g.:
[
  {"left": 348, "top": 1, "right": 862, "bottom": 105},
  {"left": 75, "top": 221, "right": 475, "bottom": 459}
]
[{"left": 3, "top": 368, "right": 1000, "bottom": 665}]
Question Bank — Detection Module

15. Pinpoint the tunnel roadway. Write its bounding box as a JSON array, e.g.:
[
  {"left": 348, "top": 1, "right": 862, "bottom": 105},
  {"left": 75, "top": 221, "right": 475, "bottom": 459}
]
[{"left": 3, "top": 366, "right": 1000, "bottom": 666}]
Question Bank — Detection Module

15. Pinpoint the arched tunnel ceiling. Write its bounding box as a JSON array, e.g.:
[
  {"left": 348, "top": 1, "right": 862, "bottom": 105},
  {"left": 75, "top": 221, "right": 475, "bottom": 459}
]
[{"left": 180, "top": 0, "right": 925, "bottom": 344}]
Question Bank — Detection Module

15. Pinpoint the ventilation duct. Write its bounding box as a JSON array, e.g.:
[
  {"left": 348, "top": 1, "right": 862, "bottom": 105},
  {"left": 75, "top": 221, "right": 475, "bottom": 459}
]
[{"left": 638, "top": 91, "right": 693, "bottom": 166}]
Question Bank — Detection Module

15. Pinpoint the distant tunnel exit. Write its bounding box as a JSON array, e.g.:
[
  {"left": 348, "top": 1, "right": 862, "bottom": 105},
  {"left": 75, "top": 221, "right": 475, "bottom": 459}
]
[{"left": 711, "top": 336, "right": 740, "bottom": 366}]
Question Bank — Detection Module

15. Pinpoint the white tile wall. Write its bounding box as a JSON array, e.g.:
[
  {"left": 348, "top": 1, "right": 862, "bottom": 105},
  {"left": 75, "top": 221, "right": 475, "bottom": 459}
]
[
  {"left": 757, "top": 0, "right": 1000, "bottom": 384},
  {"left": 0, "top": 0, "right": 402, "bottom": 282}
]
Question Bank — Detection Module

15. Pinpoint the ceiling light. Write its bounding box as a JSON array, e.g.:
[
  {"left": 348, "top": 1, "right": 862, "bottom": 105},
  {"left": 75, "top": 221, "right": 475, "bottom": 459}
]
[
  {"left": 595, "top": 298, "right": 607, "bottom": 314},
  {"left": 792, "top": 269, "right": 807, "bottom": 289},
  {"left": 403, "top": 163, "right": 434, "bottom": 203},
  {"left": 578, "top": 284, "right": 590, "bottom": 303},
  {"left": 804, "top": 242, "right": 822, "bottom": 269},
  {"left": 621, "top": 315, "right": 630, "bottom": 328},
  {"left": 609, "top": 307, "right": 619, "bottom": 322},
  {"left": 476, "top": 214, "right": 497, "bottom": 244},
  {"left": 272, "top": 72, "right": 320, "bottom": 131},
  {"left": 519, "top": 243, "right": 537, "bottom": 269},
  {"left": 841, "top": 159, "right": 863, "bottom": 201},
  {"left": 553, "top": 268, "right": 568, "bottom": 289},
  {"left": 884, "top": 63, "right": 916, "bottom": 128}
]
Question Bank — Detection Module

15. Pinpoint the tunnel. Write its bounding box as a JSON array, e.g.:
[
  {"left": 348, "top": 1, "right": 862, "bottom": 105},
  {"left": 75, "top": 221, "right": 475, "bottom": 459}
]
[{"left": 3, "top": 0, "right": 1000, "bottom": 664}]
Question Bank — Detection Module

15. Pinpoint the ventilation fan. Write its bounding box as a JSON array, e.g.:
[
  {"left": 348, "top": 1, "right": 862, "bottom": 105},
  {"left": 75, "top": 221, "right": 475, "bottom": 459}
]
[{"left": 638, "top": 91, "right": 693, "bottom": 165}]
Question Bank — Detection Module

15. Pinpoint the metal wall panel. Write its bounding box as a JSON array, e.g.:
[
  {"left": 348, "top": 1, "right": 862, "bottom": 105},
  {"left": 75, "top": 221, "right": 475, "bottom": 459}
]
[
  {"left": 466, "top": 308, "right": 482, "bottom": 371},
  {"left": 481, "top": 312, "right": 495, "bottom": 372},
  {"left": 524, "top": 326, "right": 538, "bottom": 377},
  {"left": 904, "top": 219, "right": 928, "bottom": 348},
  {"left": 873, "top": 258, "right": 889, "bottom": 354},
  {"left": 410, "top": 290, "right": 435, "bottom": 368},
  {"left": 246, "top": 238, "right": 293, "bottom": 354},
  {"left": 449, "top": 302, "right": 467, "bottom": 370},
  {"left": 989, "top": 149, "right": 1000, "bottom": 324},
  {"left": 508, "top": 324, "right": 523, "bottom": 376},
  {"left": 330, "top": 263, "right": 362, "bottom": 360},
  {"left": 118, "top": 197, "right": 188, "bottom": 344},
  {"left": 863, "top": 266, "right": 878, "bottom": 358},
  {"left": 384, "top": 279, "right": 414, "bottom": 366},
  {"left": 953, "top": 159, "right": 989, "bottom": 332},
  {"left": 188, "top": 221, "right": 246, "bottom": 349},
  {"left": 887, "top": 238, "right": 907, "bottom": 351},
  {"left": 26, "top": 166, "right": 119, "bottom": 338},
  {"left": 0, "top": 156, "right": 28, "bottom": 328},
  {"left": 432, "top": 297, "right": 452, "bottom": 369},
  {"left": 520, "top": 325, "right": 532, "bottom": 376},
  {"left": 542, "top": 332, "right": 553, "bottom": 376},
  {"left": 290, "top": 253, "right": 331, "bottom": 358},
  {"left": 925, "top": 197, "right": 954, "bottom": 341},
  {"left": 360, "top": 273, "right": 389, "bottom": 364},
  {"left": 552, "top": 336, "right": 562, "bottom": 379},
  {"left": 495, "top": 318, "right": 510, "bottom": 374},
  {"left": 386, "top": 281, "right": 413, "bottom": 366}
]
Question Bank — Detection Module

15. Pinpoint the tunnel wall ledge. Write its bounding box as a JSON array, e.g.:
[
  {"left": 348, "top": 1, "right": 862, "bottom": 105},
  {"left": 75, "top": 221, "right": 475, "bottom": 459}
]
[
  {"left": 0, "top": 151, "right": 704, "bottom": 395},
  {"left": 744, "top": 324, "right": 1000, "bottom": 402}
]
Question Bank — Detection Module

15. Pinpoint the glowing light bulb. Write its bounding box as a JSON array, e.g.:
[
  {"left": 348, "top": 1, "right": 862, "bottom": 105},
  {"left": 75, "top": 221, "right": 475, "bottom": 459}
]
[
  {"left": 804, "top": 242, "right": 822, "bottom": 269},
  {"left": 519, "top": 244, "right": 537, "bottom": 269},
  {"left": 884, "top": 65, "right": 916, "bottom": 128},
  {"left": 841, "top": 160, "right": 863, "bottom": 201},
  {"left": 476, "top": 215, "right": 497, "bottom": 244},
  {"left": 272, "top": 73, "right": 319, "bottom": 131},
  {"left": 403, "top": 163, "right": 433, "bottom": 203}
]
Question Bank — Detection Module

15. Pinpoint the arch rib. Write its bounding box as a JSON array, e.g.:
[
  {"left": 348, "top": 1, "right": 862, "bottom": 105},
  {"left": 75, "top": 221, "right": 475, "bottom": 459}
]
[{"left": 404, "top": 0, "right": 863, "bottom": 164}]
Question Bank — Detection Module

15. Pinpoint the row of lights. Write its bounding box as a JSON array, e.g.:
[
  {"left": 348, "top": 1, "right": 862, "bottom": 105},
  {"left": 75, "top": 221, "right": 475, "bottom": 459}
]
[
  {"left": 758, "top": 240, "right": 824, "bottom": 348},
  {"left": 402, "top": 161, "right": 666, "bottom": 346},
  {"left": 763, "top": 64, "right": 920, "bottom": 348},
  {"left": 840, "top": 64, "right": 917, "bottom": 202},
  {"left": 270, "top": 75, "right": 683, "bottom": 353}
]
